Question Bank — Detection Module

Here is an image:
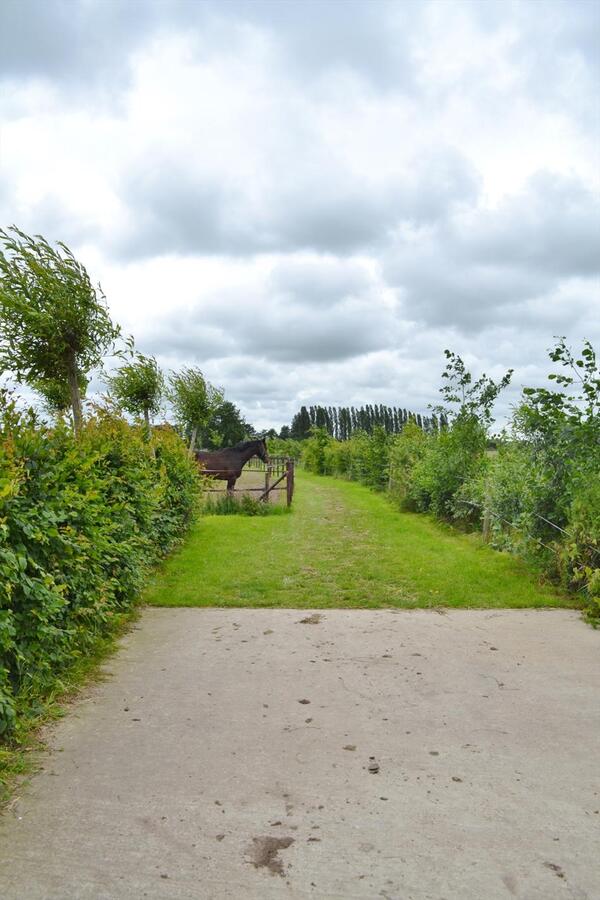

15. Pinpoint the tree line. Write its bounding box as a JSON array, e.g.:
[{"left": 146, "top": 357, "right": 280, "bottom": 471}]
[{"left": 287, "top": 404, "right": 447, "bottom": 441}]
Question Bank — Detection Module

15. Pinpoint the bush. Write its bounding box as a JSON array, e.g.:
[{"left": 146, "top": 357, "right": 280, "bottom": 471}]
[
  {"left": 0, "top": 397, "right": 200, "bottom": 737},
  {"left": 302, "top": 427, "right": 332, "bottom": 475},
  {"left": 408, "top": 416, "right": 488, "bottom": 518},
  {"left": 306, "top": 426, "right": 391, "bottom": 489},
  {"left": 388, "top": 421, "right": 430, "bottom": 508}
]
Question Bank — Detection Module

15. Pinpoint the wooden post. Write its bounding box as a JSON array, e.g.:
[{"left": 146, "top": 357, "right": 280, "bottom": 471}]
[
  {"left": 264, "top": 463, "right": 271, "bottom": 503},
  {"left": 286, "top": 458, "right": 294, "bottom": 507}
]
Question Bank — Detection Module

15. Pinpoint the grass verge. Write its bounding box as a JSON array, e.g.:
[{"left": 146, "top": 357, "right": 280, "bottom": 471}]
[{"left": 145, "top": 470, "right": 573, "bottom": 609}]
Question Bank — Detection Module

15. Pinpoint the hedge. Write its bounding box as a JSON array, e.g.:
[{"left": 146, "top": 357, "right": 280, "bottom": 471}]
[{"left": 0, "top": 397, "right": 201, "bottom": 737}]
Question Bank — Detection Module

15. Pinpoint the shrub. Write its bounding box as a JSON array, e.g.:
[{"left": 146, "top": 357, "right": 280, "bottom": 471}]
[
  {"left": 408, "top": 416, "right": 488, "bottom": 518},
  {"left": 388, "top": 421, "right": 430, "bottom": 507},
  {"left": 0, "top": 397, "right": 200, "bottom": 737},
  {"left": 302, "top": 427, "right": 332, "bottom": 475}
]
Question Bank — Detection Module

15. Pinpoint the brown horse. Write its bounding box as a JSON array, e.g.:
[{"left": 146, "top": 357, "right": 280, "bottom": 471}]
[{"left": 195, "top": 438, "right": 270, "bottom": 492}]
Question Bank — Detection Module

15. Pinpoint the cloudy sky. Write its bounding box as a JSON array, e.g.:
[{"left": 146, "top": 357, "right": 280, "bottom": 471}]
[{"left": 1, "top": 0, "right": 598, "bottom": 430}]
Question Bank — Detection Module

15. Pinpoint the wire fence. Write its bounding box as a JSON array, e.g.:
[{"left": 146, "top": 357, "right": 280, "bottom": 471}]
[{"left": 455, "top": 497, "right": 599, "bottom": 559}]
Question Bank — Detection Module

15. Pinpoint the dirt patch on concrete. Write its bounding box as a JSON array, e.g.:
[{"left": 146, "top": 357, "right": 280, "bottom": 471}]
[{"left": 245, "top": 836, "right": 294, "bottom": 876}]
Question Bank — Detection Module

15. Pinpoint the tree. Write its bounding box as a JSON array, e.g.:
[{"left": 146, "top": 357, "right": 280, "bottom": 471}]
[
  {"left": 168, "top": 366, "right": 223, "bottom": 452},
  {"left": 107, "top": 352, "right": 164, "bottom": 433},
  {"left": 205, "top": 400, "right": 252, "bottom": 448},
  {"left": 290, "top": 406, "right": 311, "bottom": 440},
  {"left": 0, "top": 227, "right": 120, "bottom": 434},
  {"left": 279, "top": 425, "right": 291, "bottom": 440}
]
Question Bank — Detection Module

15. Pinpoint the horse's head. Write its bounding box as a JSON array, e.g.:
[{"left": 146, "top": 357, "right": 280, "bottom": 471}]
[{"left": 258, "top": 437, "right": 270, "bottom": 464}]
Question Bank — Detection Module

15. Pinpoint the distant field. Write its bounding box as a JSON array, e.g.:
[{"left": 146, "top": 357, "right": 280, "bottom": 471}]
[{"left": 144, "top": 470, "right": 572, "bottom": 610}]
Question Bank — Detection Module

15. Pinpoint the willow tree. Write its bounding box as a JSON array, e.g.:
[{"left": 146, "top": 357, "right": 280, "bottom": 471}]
[
  {"left": 168, "top": 366, "right": 223, "bottom": 452},
  {"left": 107, "top": 352, "right": 164, "bottom": 434},
  {"left": 0, "top": 227, "right": 120, "bottom": 434}
]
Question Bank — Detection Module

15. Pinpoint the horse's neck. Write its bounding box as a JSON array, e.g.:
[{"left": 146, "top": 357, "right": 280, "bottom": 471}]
[{"left": 239, "top": 443, "right": 260, "bottom": 464}]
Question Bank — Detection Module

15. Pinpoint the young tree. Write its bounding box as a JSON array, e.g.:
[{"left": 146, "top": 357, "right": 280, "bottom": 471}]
[
  {"left": 205, "top": 400, "right": 252, "bottom": 448},
  {"left": 0, "top": 227, "right": 120, "bottom": 434},
  {"left": 168, "top": 366, "right": 223, "bottom": 452},
  {"left": 107, "top": 352, "right": 164, "bottom": 433},
  {"left": 435, "top": 350, "right": 513, "bottom": 427}
]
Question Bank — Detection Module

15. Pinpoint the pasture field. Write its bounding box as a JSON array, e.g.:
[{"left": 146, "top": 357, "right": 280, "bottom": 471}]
[{"left": 144, "top": 470, "right": 572, "bottom": 609}]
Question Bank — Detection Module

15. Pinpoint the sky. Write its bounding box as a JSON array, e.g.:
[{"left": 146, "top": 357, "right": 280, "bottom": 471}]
[{"left": 0, "top": 0, "right": 598, "bottom": 431}]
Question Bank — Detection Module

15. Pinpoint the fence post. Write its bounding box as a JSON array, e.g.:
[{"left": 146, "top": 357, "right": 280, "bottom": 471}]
[
  {"left": 264, "top": 463, "right": 271, "bottom": 503},
  {"left": 286, "top": 459, "right": 294, "bottom": 507}
]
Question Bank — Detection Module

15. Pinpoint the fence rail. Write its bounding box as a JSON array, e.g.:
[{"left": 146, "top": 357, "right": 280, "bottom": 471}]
[{"left": 245, "top": 455, "right": 289, "bottom": 476}]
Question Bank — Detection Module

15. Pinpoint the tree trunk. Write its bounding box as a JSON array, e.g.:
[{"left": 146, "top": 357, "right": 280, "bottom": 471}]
[
  {"left": 189, "top": 426, "right": 198, "bottom": 455},
  {"left": 143, "top": 407, "right": 155, "bottom": 456},
  {"left": 143, "top": 407, "right": 152, "bottom": 439},
  {"left": 66, "top": 349, "right": 83, "bottom": 436}
]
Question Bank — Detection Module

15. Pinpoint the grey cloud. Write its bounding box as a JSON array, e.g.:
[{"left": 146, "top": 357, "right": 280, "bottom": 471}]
[
  {"left": 391, "top": 249, "right": 553, "bottom": 330},
  {"left": 219, "top": 0, "right": 418, "bottom": 88},
  {"left": 114, "top": 170, "right": 243, "bottom": 259},
  {"left": 386, "top": 172, "right": 600, "bottom": 332},
  {"left": 205, "top": 299, "right": 394, "bottom": 363},
  {"left": 462, "top": 174, "right": 600, "bottom": 278},
  {"left": 253, "top": 149, "right": 479, "bottom": 255},
  {"left": 0, "top": 0, "right": 158, "bottom": 90},
  {"left": 113, "top": 148, "right": 479, "bottom": 259},
  {"left": 142, "top": 269, "right": 396, "bottom": 366},
  {"left": 234, "top": 305, "right": 392, "bottom": 362},
  {"left": 139, "top": 318, "right": 234, "bottom": 363},
  {"left": 0, "top": 0, "right": 419, "bottom": 93},
  {"left": 268, "top": 258, "right": 373, "bottom": 308}
]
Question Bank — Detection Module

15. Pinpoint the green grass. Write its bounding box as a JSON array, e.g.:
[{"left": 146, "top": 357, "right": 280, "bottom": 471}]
[{"left": 145, "top": 470, "right": 573, "bottom": 609}]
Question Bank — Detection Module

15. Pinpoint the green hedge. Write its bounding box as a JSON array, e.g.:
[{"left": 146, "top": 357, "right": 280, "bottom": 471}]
[{"left": 0, "top": 398, "right": 201, "bottom": 737}]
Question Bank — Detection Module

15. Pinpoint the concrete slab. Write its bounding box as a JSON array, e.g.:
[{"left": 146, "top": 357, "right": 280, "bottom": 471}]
[{"left": 0, "top": 609, "right": 598, "bottom": 900}]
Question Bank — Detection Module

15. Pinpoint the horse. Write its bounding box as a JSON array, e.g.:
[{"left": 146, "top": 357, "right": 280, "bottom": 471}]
[{"left": 194, "top": 438, "right": 270, "bottom": 493}]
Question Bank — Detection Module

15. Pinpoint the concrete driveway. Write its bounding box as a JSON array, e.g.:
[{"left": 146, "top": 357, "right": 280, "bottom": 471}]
[{"left": 0, "top": 609, "right": 598, "bottom": 899}]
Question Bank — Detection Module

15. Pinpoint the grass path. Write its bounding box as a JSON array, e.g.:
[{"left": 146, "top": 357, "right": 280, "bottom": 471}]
[{"left": 145, "top": 471, "right": 572, "bottom": 609}]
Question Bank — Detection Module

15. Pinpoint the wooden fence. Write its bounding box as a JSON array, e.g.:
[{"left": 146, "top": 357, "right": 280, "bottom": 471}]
[{"left": 204, "top": 456, "right": 295, "bottom": 506}]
